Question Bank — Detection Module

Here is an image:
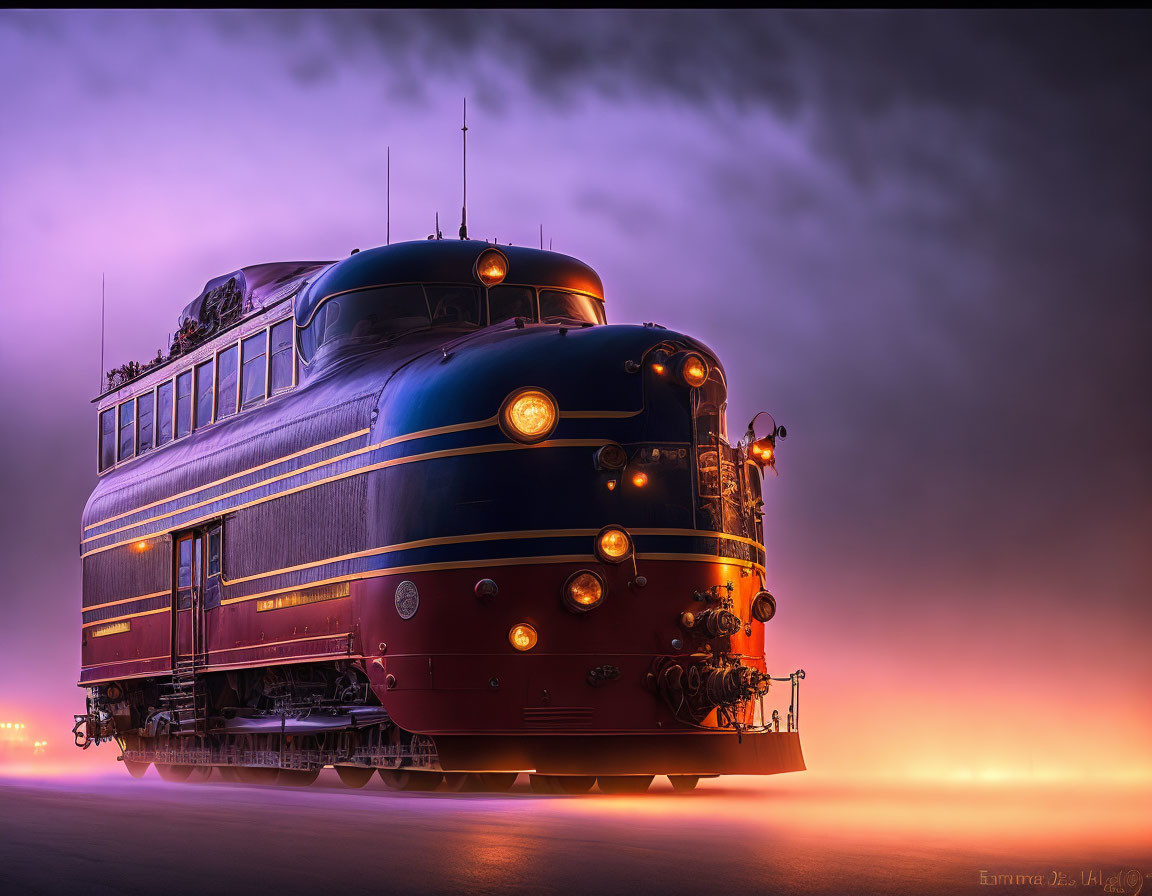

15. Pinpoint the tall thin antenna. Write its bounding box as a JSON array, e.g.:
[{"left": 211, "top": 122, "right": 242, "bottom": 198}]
[
  {"left": 459, "top": 98, "right": 468, "bottom": 240},
  {"left": 540, "top": 224, "right": 543, "bottom": 251},
  {"left": 386, "top": 146, "right": 391, "bottom": 245},
  {"left": 99, "top": 273, "right": 106, "bottom": 391}
]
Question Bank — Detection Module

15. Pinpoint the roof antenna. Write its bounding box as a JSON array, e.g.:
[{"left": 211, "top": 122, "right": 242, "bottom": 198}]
[
  {"left": 539, "top": 224, "right": 543, "bottom": 251},
  {"left": 386, "top": 145, "right": 391, "bottom": 245},
  {"left": 99, "top": 272, "right": 106, "bottom": 392},
  {"left": 459, "top": 98, "right": 468, "bottom": 240}
]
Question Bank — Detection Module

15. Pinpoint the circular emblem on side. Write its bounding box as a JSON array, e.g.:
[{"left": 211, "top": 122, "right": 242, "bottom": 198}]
[{"left": 394, "top": 581, "right": 420, "bottom": 620}]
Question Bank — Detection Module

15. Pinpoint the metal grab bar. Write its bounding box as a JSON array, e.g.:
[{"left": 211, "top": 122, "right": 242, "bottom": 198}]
[{"left": 767, "top": 669, "right": 805, "bottom": 732}]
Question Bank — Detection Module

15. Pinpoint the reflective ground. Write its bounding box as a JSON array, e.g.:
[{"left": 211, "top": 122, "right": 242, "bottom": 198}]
[{"left": 1, "top": 771, "right": 1148, "bottom": 895}]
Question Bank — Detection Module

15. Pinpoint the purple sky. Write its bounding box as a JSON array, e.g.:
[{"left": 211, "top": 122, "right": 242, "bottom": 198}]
[{"left": 1, "top": 11, "right": 1149, "bottom": 779}]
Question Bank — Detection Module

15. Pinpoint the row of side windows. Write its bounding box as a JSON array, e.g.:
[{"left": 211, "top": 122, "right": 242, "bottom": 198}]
[{"left": 98, "top": 319, "right": 295, "bottom": 472}]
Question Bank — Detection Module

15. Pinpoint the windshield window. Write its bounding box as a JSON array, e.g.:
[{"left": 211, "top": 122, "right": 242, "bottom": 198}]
[
  {"left": 539, "top": 290, "right": 605, "bottom": 325},
  {"left": 427, "top": 285, "right": 481, "bottom": 327},
  {"left": 488, "top": 285, "right": 536, "bottom": 325},
  {"left": 299, "top": 284, "right": 483, "bottom": 363}
]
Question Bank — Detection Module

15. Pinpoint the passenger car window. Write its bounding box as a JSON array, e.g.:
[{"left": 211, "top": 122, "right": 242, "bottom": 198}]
[
  {"left": 269, "top": 319, "right": 294, "bottom": 393},
  {"left": 136, "top": 391, "right": 155, "bottom": 455},
  {"left": 175, "top": 372, "right": 192, "bottom": 439},
  {"left": 241, "top": 332, "right": 267, "bottom": 408},
  {"left": 194, "top": 360, "right": 213, "bottom": 430},
  {"left": 539, "top": 290, "right": 605, "bottom": 325},
  {"left": 99, "top": 408, "right": 116, "bottom": 471},
  {"left": 117, "top": 401, "right": 134, "bottom": 462},
  {"left": 488, "top": 286, "right": 536, "bottom": 325},
  {"left": 156, "top": 380, "right": 174, "bottom": 446},
  {"left": 216, "top": 344, "right": 238, "bottom": 419}
]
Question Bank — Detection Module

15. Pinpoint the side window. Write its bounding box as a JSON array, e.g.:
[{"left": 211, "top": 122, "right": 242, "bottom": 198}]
[
  {"left": 269, "top": 319, "right": 294, "bottom": 394},
  {"left": 175, "top": 371, "right": 192, "bottom": 439},
  {"left": 98, "top": 408, "right": 116, "bottom": 472},
  {"left": 194, "top": 359, "right": 214, "bottom": 429},
  {"left": 216, "top": 344, "right": 238, "bottom": 420},
  {"left": 207, "top": 527, "right": 221, "bottom": 578},
  {"left": 241, "top": 332, "right": 267, "bottom": 408},
  {"left": 488, "top": 286, "right": 536, "bottom": 325},
  {"left": 136, "top": 391, "right": 155, "bottom": 455},
  {"left": 156, "top": 380, "right": 174, "bottom": 446},
  {"left": 117, "top": 401, "right": 134, "bottom": 462}
]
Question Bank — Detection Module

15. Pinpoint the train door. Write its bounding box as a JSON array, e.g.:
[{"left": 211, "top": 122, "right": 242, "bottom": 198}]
[{"left": 173, "top": 530, "right": 203, "bottom": 663}]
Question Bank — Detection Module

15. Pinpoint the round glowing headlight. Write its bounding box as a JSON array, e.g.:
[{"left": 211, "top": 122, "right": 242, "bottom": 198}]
[
  {"left": 751, "top": 591, "right": 777, "bottom": 623},
  {"left": 562, "top": 570, "right": 605, "bottom": 613},
  {"left": 595, "top": 526, "right": 633, "bottom": 564},
  {"left": 500, "top": 387, "right": 558, "bottom": 443},
  {"left": 508, "top": 622, "right": 538, "bottom": 651},
  {"left": 677, "top": 352, "right": 710, "bottom": 388},
  {"left": 475, "top": 248, "right": 508, "bottom": 287},
  {"left": 750, "top": 438, "right": 775, "bottom": 466}
]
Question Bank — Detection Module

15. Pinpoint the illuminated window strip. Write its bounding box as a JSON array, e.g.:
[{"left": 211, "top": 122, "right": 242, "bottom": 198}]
[
  {"left": 256, "top": 582, "right": 350, "bottom": 613},
  {"left": 91, "top": 620, "right": 131, "bottom": 638}
]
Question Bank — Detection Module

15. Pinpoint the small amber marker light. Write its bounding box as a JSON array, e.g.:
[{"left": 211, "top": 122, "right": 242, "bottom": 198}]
[
  {"left": 652, "top": 363, "right": 665, "bottom": 374},
  {"left": 509, "top": 623, "right": 538, "bottom": 651},
  {"left": 631, "top": 471, "right": 648, "bottom": 488},
  {"left": 475, "top": 247, "right": 509, "bottom": 287},
  {"left": 606, "top": 480, "right": 617, "bottom": 491},
  {"left": 133, "top": 540, "right": 150, "bottom": 553},
  {"left": 750, "top": 438, "right": 775, "bottom": 465}
]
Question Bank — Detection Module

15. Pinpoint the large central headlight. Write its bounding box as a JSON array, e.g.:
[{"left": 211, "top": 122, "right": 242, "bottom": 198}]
[
  {"left": 595, "top": 526, "right": 633, "bottom": 564},
  {"left": 500, "top": 388, "right": 558, "bottom": 443}
]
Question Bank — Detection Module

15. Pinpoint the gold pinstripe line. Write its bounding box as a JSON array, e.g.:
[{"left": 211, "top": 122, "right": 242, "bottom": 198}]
[
  {"left": 80, "top": 438, "right": 610, "bottom": 559},
  {"left": 81, "top": 606, "right": 169, "bottom": 628},
  {"left": 84, "top": 409, "right": 640, "bottom": 535},
  {"left": 80, "top": 530, "right": 765, "bottom": 614},
  {"left": 83, "top": 428, "right": 371, "bottom": 534},
  {"left": 78, "top": 551, "right": 766, "bottom": 624},
  {"left": 82, "top": 590, "right": 170, "bottom": 613},
  {"left": 221, "top": 527, "right": 764, "bottom": 587}
]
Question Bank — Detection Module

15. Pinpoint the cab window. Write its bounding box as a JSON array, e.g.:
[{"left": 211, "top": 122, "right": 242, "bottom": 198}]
[
  {"left": 488, "top": 286, "right": 535, "bottom": 325},
  {"left": 426, "top": 285, "right": 480, "bottom": 327},
  {"left": 539, "top": 290, "right": 605, "bottom": 325},
  {"left": 269, "top": 319, "right": 295, "bottom": 393}
]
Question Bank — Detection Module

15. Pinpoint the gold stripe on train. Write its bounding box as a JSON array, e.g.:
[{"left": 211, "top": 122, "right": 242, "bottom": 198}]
[{"left": 80, "top": 438, "right": 612, "bottom": 558}]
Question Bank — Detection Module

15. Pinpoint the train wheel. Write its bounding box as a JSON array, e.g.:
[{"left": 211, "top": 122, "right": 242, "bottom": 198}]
[
  {"left": 217, "top": 766, "right": 241, "bottom": 782},
  {"left": 156, "top": 764, "right": 194, "bottom": 783},
  {"left": 187, "top": 766, "right": 213, "bottom": 782},
  {"left": 668, "top": 775, "right": 700, "bottom": 792},
  {"left": 123, "top": 759, "right": 150, "bottom": 779},
  {"left": 597, "top": 775, "right": 654, "bottom": 794},
  {"left": 335, "top": 766, "right": 375, "bottom": 788},
  {"left": 277, "top": 769, "right": 320, "bottom": 787},
  {"left": 529, "top": 775, "right": 595, "bottom": 794},
  {"left": 378, "top": 769, "right": 444, "bottom": 791},
  {"left": 235, "top": 766, "right": 280, "bottom": 785}
]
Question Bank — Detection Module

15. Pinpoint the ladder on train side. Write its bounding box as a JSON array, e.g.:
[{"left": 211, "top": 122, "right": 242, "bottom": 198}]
[{"left": 160, "top": 658, "right": 205, "bottom": 736}]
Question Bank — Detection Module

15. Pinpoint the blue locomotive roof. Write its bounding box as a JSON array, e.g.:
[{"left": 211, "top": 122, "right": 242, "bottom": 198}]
[{"left": 295, "top": 240, "right": 604, "bottom": 327}]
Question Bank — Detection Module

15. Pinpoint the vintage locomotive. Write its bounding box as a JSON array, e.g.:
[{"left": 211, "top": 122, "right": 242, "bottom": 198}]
[{"left": 75, "top": 238, "right": 804, "bottom": 793}]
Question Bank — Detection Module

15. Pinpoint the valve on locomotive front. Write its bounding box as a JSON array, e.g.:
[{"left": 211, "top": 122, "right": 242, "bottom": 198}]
[{"left": 317, "top": 243, "right": 797, "bottom": 755}]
